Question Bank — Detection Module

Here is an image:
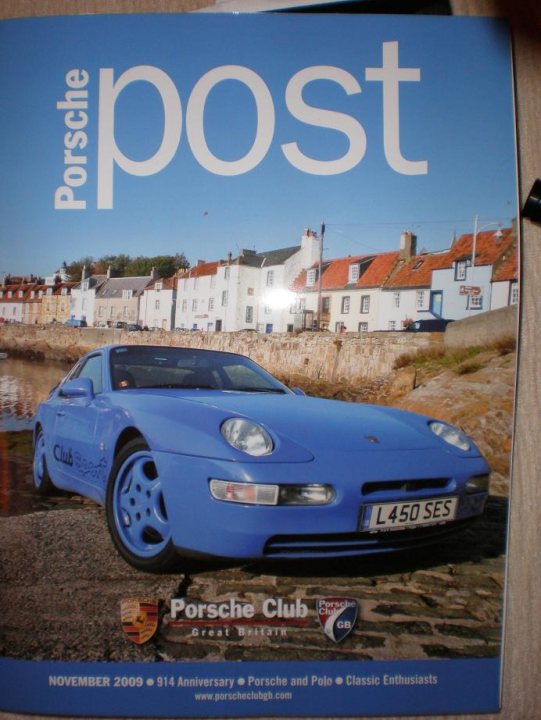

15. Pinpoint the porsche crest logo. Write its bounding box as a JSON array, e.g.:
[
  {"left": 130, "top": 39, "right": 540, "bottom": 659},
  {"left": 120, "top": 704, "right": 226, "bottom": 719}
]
[{"left": 120, "top": 598, "right": 159, "bottom": 645}]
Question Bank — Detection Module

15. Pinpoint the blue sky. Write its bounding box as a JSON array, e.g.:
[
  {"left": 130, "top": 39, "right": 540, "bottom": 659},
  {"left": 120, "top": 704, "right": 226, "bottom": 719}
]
[{"left": 0, "top": 13, "right": 517, "bottom": 277}]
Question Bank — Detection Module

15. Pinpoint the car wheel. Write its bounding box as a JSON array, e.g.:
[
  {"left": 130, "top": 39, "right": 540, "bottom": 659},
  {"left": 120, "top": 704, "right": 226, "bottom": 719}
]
[
  {"left": 106, "top": 438, "right": 178, "bottom": 572},
  {"left": 33, "top": 428, "right": 55, "bottom": 495}
]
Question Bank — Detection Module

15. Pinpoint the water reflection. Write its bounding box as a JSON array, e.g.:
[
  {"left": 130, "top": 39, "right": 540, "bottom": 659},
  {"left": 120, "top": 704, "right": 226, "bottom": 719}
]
[
  {"left": 0, "top": 357, "right": 68, "bottom": 431},
  {"left": 0, "top": 357, "right": 72, "bottom": 516}
]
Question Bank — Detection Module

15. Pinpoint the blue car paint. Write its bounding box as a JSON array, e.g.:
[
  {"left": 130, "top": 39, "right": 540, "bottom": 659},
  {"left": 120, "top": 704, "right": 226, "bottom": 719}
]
[{"left": 33, "top": 344, "right": 490, "bottom": 564}]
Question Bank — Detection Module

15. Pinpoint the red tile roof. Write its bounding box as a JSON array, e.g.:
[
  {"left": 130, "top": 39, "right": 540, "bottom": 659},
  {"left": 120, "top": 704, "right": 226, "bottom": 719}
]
[
  {"left": 384, "top": 252, "right": 449, "bottom": 289},
  {"left": 492, "top": 245, "right": 518, "bottom": 282},
  {"left": 320, "top": 255, "right": 372, "bottom": 290},
  {"left": 357, "top": 252, "right": 400, "bottom": 287},
  {"left": 179, "top": 261, "right": 219, "bottom": 279},
  {"left": 446, "top": 227, "right": 514, "bottom": 267}
]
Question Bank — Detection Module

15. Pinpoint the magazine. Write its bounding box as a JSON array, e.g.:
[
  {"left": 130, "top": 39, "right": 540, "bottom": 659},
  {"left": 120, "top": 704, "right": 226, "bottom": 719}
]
[{"left": 0, "top": 12, "right": 518, "bottom": 717}]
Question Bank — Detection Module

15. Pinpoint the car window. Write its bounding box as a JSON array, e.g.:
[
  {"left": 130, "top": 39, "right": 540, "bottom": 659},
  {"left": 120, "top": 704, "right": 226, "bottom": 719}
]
[
  {"left": 74, "top": 354, "right": 103, "bottom": 394},
  {"left": 221, "top": 363, "right": 277, "bottom": 390},
  {"left": 109, "top": 346, "right": 288, "bottom": 393}
]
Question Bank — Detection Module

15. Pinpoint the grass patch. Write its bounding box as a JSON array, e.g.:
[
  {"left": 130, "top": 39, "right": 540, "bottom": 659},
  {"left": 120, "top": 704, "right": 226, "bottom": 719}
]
[{"left": 394, "top": 346, "right": 484, "bottom": 374}]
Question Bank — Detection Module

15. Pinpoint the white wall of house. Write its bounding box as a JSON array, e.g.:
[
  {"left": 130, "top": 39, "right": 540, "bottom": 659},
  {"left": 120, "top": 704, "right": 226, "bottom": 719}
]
[
  {"left": 328, "top": 288, "right": 383, "bottom": 332},
  {"left": 432, "top": 263, "right": 493, "bottom": 319},
  {"left": 378, "top": 287, "right": 431, "bottom": 330},
  {"left": 491, "top": 280, "right": 519, "bottom": 310},
  {"left": 70, "top": 283, "right": 98, "bottom": 325},
  {"left": 140, "top": 282, "right": 176, "bottom": 330},
  {"left": 256, "top": 263, "right": 291, "bottom": 333}
]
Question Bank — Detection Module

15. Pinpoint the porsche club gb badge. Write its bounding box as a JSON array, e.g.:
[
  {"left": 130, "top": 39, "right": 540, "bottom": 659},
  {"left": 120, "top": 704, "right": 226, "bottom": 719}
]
[
  {"left": 316, "top": 597, "right": 358, "bottom": 643},
  {"left": 120, "top": 598, "right": 159, "bottom": 645}
]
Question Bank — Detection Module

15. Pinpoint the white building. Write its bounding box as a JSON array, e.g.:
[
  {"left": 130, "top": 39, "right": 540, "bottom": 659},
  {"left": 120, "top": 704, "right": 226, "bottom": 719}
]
[
  {"left": 139, "top": 276, "right": 177, "bottom": 330},
  {"left": 69, "top": 267, "right": 107, "bottom": 325},
  {"left": 174, "top": 229, "right": 322, "bottom": 332}
]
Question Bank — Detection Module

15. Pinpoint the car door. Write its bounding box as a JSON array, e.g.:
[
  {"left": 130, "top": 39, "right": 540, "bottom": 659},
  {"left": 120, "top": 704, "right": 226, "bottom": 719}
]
[{"left": 52, "top": 352, "right": 106, "bottom": 494}]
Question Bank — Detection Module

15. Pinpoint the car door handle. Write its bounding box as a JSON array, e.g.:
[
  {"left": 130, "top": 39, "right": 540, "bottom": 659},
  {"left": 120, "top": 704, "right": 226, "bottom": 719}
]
[{"left": 56, "top": 411, "right": 66, "bottom": 417}]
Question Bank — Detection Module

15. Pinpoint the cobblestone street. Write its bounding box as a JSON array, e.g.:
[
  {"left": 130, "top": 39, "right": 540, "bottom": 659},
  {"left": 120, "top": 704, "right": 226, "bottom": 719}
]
[{"left": 0, "top": 495, "right": 506, "bottom": 663}]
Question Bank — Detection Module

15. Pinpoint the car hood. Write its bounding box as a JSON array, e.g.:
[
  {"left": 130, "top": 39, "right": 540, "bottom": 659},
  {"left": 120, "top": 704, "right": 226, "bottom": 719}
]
[
  {"left": 127, "top": 389, "right": 450, "bottom": 456},
  {"left": 191, "top": 392, "right": 440, "bottom": 453}
]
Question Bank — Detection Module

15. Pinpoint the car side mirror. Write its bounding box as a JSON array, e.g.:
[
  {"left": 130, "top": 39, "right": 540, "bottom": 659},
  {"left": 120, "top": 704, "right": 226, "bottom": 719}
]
[
  {"left": 291, "top": 387, "right": 306, "bottom": 396},
  {"left": 59, "top": 377, "right": 95, "bottom": 400}
]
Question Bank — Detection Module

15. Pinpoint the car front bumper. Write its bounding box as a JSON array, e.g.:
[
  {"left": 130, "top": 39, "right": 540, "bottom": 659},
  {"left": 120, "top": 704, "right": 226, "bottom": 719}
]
[{"left": 153, "top": 448, "right": 490, "bottom": 560}]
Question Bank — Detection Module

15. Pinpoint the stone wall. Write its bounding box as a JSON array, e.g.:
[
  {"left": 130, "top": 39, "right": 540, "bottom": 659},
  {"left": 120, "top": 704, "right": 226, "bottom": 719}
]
[
  {"left": 444, "top": 305, "right": 518, "bottom": 349},
  {"left": 0, "top": 324, "right": 440, "bottom": 383}
]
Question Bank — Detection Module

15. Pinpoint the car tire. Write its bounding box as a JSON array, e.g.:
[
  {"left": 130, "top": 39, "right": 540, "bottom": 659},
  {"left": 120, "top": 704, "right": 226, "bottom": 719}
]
[
  {"left": 33, "top": 428, "right": 56, "bottom": 495},
  {"left": 106, "top": 438, "right": 178, "bottom": 573}
]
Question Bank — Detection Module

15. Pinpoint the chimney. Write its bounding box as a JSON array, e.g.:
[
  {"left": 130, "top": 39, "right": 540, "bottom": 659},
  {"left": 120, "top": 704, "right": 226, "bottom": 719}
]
[
  {"left": 196, "top": 260, "right": 206, "bottom": 267},
  {"left": 400, "top": 231, "right": 417, "bottom": 260}
]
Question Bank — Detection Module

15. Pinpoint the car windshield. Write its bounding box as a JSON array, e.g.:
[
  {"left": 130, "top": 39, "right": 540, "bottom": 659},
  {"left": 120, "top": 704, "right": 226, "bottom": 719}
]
[{"left": 109, "top": 346, "right": 289, "bottom": 393}]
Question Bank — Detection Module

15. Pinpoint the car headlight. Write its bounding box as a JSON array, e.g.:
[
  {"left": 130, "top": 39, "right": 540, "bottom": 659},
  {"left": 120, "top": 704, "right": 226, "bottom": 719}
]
[
  {"left": 221, "top": 418, "right": 274, "bottom": 456},
  {"left": 429, "top": 421, "right": 471, "bottom": 451},
  {"left": 209, "top": 480, "right": 334, "bottom": 506}
]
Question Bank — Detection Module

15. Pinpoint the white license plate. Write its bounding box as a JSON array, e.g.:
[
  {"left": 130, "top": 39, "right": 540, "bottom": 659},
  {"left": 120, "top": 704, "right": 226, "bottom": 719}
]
[{"left": 364, "top": 497, "right": 458, "bottom": 531}]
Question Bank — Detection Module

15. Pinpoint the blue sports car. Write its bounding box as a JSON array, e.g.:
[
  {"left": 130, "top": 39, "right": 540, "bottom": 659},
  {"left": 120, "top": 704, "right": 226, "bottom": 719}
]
[{"left": 33, "top": 344, "right": 490, "bottom": 572}]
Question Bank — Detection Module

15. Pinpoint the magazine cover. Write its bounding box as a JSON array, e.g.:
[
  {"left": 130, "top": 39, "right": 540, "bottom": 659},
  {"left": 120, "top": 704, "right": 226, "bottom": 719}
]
[{"left": 0, "top": 12, "right": 518, "bottom": 718}]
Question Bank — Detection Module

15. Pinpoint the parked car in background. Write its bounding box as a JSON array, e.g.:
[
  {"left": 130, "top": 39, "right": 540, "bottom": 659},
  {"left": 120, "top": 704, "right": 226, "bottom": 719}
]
[
  {"left": 64, "top": 318, "right": 88, "bottom": 328},
  {"left": 405, "top": 318, "right": 453, "bottom": 332}
]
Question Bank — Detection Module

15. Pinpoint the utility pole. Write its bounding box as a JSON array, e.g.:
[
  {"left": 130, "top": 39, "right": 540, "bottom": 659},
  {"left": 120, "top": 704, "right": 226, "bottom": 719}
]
[{"left": 316, "top": 222, "right": 325, "bottom": 331}]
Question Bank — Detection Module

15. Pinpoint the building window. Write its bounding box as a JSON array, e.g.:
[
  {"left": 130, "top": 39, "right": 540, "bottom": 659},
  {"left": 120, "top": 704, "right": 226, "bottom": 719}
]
[
  {"left": 321, "top": 296, "right": 330, "bottom": 313},
  {"left": 264, "top": 305, "right": 271, "bottom": 315},
  {"left": 192, "top": 299, "right": 198, "bottom": 312},
  {"left": 266, "top": 270, "right": 274, "bottom": 287},
  {"left": 224, "top": 266, "right": 230, "bottom": 281},
  {"left": 341, "top": 296, "right": 350, "bottom": 314},
  {"left": 222, "top": 290, "right": 228, "bottom": 306},
  {"left": 468, "top": 295, "right": 483, "bottom": 310},
  {"left": 358, "top": 322, "right": 368, "bottom": 333},
  {"left": 360, "top": 295, "right": 370, "bottom": 314},
  {"left": 348, "top": 263, "right": 360, "bottom": 283},
  {"left": 245, "top": 306, "right": 253, "bottom": 323},
  {"left": 193, "top": 277, "right": 198, "bottom": 290},
  {"left": 509, "top": 282, "right": 519, "bottom": 305},
  {"left": 182, "top": 299, "right": 187, "bottom": 312},
  {"left": 393, "top": 292, "right": 400, "bottom": 308},
  {"left": 155, "top": 299, "right": 160, "bottom": 311},
  {"left": 208, "top": 297, "right": 214, "bottom": 311},
  {"left": 122, "top": 289, "right": 133, "bottom": 300},
  {"left": 306, "top": 269, "right": 317, "bottom": 287},
  {"left": 82, "top": 280, "right": 89, "bottom": 291},
  {"left": 388, "top": 320, "right": 397, "bottom": 331},
  {"left": 247, "top": 287, "right": 254, "bottom": 296},
  {"left": 155, "top": 282, "right": 163, "bottom": 292},
  {"left": 416, "top": 290, "right": 425, "bottom": 309},
  {"left": 455, "top": 260, "right": 468, "bottom": 281},
  {"left": 210, "top": 274, "right": 216, "bottom": 288}
]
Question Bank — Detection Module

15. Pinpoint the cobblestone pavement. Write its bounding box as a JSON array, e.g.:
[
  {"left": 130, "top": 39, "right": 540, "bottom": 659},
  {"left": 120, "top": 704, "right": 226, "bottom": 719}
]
[{"left": 0, "top": 495, "right": 506, "bottom": 663}]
